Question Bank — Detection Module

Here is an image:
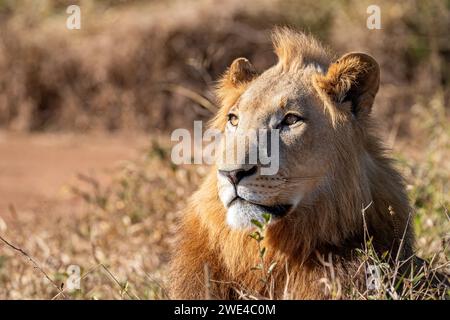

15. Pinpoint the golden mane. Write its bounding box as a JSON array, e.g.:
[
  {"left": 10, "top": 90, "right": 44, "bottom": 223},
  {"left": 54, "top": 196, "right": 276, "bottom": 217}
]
[{"left": 272, "top": 27, "right": 332, "bottom": 71}]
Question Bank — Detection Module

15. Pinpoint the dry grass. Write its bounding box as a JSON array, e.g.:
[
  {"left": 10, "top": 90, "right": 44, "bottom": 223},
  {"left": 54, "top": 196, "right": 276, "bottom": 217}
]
[
  {"left": 0, "top": 0, "right": 448, "bottom": 299},
  {"left": 0, "top": 137, "right": 205, "bottom": 299}
]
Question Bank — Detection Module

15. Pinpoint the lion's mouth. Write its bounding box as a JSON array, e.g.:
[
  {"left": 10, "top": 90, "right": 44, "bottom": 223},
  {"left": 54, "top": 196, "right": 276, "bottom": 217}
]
[{"left": 229, "top": 197, "right": 292, "bottom": 218}]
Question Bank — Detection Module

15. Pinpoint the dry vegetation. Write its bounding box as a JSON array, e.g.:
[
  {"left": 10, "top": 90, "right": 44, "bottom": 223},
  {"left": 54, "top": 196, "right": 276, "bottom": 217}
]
[{"left": 0, "top": 0, "right": 448, "bottom": 299}]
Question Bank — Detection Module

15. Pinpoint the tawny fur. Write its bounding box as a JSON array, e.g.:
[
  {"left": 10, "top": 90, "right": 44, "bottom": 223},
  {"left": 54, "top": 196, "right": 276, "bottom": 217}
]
[{"left": 169, "top": 28, "right": 415, "bottom": 299}]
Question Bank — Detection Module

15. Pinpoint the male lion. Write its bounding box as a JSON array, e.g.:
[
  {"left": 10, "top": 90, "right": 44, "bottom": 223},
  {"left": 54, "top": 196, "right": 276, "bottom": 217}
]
[{"left": 169, "top": 28, "right": 444, "bottom": 299}]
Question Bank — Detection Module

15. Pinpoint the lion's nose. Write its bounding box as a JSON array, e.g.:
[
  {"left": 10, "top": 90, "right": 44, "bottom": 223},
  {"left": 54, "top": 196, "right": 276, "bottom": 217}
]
[{"left": 219, "top": 166, "right": 257, "bottom": 185}]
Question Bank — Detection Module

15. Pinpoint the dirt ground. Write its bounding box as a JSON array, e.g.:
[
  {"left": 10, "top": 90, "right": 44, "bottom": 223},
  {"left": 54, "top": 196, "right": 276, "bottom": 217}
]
[{"left": 0, "top": 131, "right": 148, "bottom": 221}]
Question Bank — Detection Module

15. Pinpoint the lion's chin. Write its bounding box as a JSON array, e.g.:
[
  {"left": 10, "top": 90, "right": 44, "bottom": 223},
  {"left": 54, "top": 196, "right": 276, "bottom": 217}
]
[{"left": 226, "top": 199, "right": 291, "bottom": 230}]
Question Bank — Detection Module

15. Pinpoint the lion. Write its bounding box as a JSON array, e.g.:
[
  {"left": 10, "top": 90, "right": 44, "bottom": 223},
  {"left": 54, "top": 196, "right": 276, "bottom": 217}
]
[{"left": 168, "top": 28, "right": 444, "bottom": 299}]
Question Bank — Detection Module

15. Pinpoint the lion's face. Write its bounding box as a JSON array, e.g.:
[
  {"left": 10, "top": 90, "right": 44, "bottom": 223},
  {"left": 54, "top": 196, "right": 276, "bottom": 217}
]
[
  {"left": 216, "top": 65, "right": 334, "bottom": 229},
  {"left": 214, "top": 29, "right": 380, "bottom": 230}
]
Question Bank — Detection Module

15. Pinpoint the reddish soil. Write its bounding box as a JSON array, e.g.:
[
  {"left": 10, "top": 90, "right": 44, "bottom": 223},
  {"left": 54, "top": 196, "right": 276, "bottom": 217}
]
[{"left": 0, "top": 131, "right": 147, "bottom": 220}]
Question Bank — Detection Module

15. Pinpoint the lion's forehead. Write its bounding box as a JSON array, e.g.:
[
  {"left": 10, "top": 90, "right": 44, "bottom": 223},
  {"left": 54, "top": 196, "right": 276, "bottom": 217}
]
[{"left": 238, "top": 67, "right": 319, "bottom": 114}]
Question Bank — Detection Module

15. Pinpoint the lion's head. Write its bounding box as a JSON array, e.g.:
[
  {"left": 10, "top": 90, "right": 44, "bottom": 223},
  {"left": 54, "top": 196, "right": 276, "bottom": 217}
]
[
  {"left": 170, "top": 28, "right": 420, "bottom": 299},
  {"left": 213, "top": 28, "right": 380, "bottom": 230}
]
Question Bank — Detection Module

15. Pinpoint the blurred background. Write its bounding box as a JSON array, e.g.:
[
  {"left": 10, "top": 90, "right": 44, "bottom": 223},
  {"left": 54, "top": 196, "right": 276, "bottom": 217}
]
[{"left": 0, "top": 0, "right": 448, "bottom": 299}]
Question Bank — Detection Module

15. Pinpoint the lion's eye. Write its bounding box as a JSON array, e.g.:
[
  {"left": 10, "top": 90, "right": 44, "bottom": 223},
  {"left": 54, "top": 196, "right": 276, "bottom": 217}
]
[
  {"left": 227, "top": 113, "right": 239, "bottom": 127},
  {"left": 281, "top": 113, "right": 304, "bottom": 127}
]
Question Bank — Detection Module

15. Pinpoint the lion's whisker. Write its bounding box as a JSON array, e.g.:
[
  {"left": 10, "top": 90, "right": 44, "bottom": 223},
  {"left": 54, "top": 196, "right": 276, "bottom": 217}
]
[{"left": 282, "top": 176, "right": 320, "bottom": 181}]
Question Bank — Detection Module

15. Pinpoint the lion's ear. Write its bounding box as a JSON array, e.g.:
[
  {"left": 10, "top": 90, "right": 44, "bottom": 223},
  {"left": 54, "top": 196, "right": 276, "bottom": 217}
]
[
  {"left": 226, "top": 57, "right": 258, "bottom": 86},
  {"left": 315, "top": 52, "right": 380, "bottom": 118},
  {"left": 216, "top": 58, "right": 258, "bottom": 107}
]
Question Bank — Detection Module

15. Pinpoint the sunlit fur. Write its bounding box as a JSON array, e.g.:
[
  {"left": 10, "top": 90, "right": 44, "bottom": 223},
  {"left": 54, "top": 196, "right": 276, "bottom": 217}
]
[{"left": 169, "top": 27, "right": 413, "bottom": 299}]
